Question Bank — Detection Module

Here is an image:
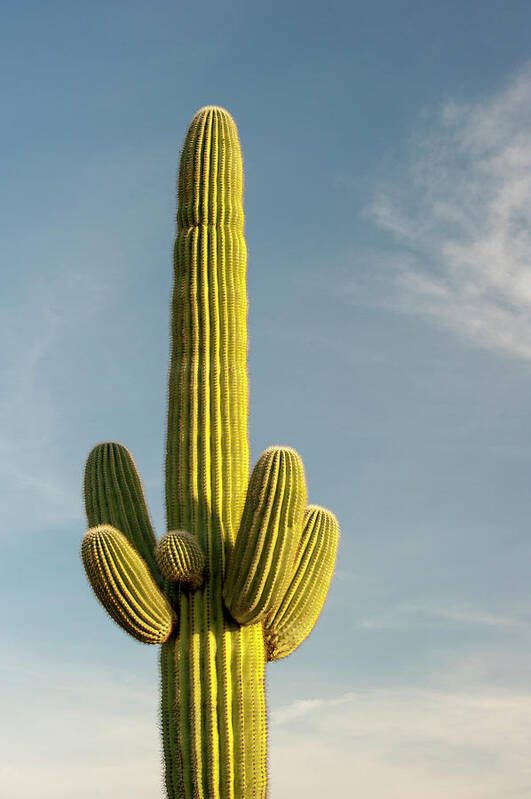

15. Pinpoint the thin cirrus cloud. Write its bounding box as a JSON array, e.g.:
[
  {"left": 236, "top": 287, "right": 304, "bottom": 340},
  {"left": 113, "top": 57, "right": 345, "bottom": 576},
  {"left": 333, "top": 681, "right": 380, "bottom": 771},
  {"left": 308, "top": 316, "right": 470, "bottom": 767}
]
[
  {"left": 0, "top": 654, "right": 166, "bottom": 799},
  {"left": 0, "top": 290, "right": 73, "bottom": 531},
  {"left": 0, "top": 267, "right": 116, "bottom": 534},
  {"left": 4, "top": 648, "right": 531, "bottom": 799},
  {"left": 361, "top": 63, "right": 531, "bottom": 361},
  {"left": 270, "top": 684, "right": 531, "bottom": 798},
  {"left": 358, "top": 602, "right": 530, "bottom": 631}
]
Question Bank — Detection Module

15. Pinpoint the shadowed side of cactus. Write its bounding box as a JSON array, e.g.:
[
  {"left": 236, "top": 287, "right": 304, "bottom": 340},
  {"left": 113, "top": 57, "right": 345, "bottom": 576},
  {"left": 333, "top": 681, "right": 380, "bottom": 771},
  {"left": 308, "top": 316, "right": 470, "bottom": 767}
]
[{"left": 81, "top": 106, "right": 339, "bottom": 799}]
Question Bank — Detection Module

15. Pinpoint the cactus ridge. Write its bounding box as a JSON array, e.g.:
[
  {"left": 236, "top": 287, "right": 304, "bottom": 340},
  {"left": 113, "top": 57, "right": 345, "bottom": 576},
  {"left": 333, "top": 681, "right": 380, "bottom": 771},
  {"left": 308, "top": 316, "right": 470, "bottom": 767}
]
[{"left": 80, "top": 106, "right": 339, "bottom": 799}]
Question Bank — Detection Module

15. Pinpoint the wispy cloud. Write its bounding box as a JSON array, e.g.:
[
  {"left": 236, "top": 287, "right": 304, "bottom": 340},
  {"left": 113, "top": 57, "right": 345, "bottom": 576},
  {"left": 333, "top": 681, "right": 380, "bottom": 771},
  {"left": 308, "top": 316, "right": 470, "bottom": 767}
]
[
  {"left": 0, "top": 268, "right": 117, "bottom": 533},
  {"left": 359, "top": 63, "right": 531, "bottom": 361},
  {"left": 270, "top": 685, "right": 531, "bottom": 798},
  {"left": 0, "top": 654, "right": 164, "bottom": 799},
  {"left": 1, "top": 139, "right": 167, "bottom": 537},
  {"left": 271, "top": 693, "right": 355, "bottom": 725},
  {"left": 3, "top": 646, "right": 531, "bottom": 798},
  {"left": 358, "top": 602, "right": 530, "bottom": 631}
]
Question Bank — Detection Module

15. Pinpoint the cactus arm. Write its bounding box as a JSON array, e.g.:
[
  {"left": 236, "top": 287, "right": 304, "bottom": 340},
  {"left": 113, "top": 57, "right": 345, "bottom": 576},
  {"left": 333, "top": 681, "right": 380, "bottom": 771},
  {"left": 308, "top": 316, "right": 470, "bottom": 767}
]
[
  {"left": 82, "top": 524, "right": 175, "bottom": 643},
  {"left": 262, "top": 505, "right": 339, "bottom": 661},
  {"left": 84, "top": 441, "right": 162, "bottom": 586},
  {"left": 222, "top": 446, "right": 307, "bottom": 625}
]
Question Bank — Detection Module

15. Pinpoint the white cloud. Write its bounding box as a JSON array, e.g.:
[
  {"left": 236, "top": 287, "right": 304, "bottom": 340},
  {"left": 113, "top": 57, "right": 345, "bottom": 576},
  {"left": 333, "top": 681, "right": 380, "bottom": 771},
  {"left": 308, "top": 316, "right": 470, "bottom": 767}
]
[
  {"left": 361, "top": 63, "right": 531, "bottom": 360},
  {"left": 270, "top": 686, "right": 531, "bottom": 798},
  {"left": 0, "top": 268, "right": 116, "bottom": 534},
  {"left": 1, "top": 143, "right": 163, "bottom": 537},
  {"left": 358, "top": 602, "right": 530, "bottom": 631},
  {"left": 3, "top": 647, "right": 531, "bottom": 799},
  {"left": 271, "top": 693, "right": 355, "bottom": 725},
  {"left": 0, "top": 655, "right": 165, "bottom": 799}
]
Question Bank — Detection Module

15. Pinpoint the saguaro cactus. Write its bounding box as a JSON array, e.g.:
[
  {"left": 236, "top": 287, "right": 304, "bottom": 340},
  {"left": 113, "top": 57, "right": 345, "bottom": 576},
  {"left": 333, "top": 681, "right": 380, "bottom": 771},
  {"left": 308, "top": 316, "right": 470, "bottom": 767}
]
[{"left": 81, "top": 106, "right": 339, "bottom": 799}]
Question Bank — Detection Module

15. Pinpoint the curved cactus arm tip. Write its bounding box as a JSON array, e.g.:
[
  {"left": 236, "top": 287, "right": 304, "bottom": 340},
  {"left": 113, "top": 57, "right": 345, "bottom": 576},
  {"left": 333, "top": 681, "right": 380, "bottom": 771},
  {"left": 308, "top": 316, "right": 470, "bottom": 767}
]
[
  {"left": 84, "top": 441, "right": 162, "bottom": 586},
  {"left": 82, "top": 524, "right": 176, "bottom": 644},
  {"left": 155, "top": 531, "right": 206, "bottom": 590},
  {"left": 262, "top": 505, "right": 339, "bottom": 661},
  {"left": 223, "top": 446, "right": 307, "bottom": 625}
]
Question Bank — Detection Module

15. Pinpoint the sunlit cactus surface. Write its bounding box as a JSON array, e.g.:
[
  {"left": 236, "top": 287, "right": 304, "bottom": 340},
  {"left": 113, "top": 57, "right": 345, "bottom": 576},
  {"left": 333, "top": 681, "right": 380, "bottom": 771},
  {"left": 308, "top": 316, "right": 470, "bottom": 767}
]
[{"left": 81, "top": 106, "right": 339, "bottom": 799}]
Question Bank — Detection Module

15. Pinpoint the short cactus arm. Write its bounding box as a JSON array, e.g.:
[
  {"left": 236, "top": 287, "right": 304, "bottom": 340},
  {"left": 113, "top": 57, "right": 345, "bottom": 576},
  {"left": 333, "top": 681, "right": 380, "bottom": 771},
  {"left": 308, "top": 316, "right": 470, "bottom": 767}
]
[
  {"left": 82, "top": 524, "right": 175, "bottom": 644},
  {"left": 223, "top": 446, "right": 307, "bottom": 625},
  {"left": 155, "top": 531, "right": 206, "bottom": 589},
  {"left": 263, "top": 505, "right": 339, "bottom": 661},
  {"left": 84, "top": 441, "right": 162, "bottom": 587}
]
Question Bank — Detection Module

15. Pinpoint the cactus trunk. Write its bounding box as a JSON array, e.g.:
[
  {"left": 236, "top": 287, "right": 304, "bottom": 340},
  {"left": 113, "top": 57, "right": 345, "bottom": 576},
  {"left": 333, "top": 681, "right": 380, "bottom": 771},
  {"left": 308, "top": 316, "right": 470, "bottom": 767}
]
[{"left": 163, "top": 107, "right": 266, "bottom": 799}]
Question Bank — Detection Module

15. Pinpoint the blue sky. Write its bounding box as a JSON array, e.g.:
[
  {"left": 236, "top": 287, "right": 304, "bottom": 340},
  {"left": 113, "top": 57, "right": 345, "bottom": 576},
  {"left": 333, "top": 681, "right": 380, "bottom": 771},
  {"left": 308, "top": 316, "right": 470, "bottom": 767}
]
[{"left": 2, "top": 1, "right": 531, "bottom": 796}]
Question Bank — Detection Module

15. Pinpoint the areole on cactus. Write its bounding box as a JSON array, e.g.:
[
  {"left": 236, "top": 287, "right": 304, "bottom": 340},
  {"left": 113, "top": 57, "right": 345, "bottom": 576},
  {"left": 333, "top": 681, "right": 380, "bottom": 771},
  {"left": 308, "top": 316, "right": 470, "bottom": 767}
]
[{"left": 81, "top": 106, "right": 339, "bottom": 799}]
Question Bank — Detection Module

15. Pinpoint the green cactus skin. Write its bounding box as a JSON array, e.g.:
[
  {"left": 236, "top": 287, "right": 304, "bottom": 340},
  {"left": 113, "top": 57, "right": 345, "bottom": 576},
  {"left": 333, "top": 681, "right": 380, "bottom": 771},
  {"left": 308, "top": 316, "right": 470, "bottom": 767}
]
[{"left": 81, "top": 106, "right": 339, "bottom": 799}]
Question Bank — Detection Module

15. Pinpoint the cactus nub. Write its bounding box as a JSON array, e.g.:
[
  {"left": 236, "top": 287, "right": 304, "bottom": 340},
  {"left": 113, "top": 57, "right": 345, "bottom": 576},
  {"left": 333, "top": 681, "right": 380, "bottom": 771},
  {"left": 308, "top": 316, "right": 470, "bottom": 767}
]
[
  {"left": 156, "top": 531, "right": 206, "bottom": 589},
  {"left": 80, "top": 105, "right": 339, "bottom": 799}
]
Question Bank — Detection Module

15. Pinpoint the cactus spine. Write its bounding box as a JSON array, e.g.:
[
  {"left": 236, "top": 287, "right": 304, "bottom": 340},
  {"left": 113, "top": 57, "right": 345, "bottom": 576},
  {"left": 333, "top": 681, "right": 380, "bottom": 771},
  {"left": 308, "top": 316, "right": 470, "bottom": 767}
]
[{"left": 81, "top": 106, "right": 339, "bottom": 799}]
